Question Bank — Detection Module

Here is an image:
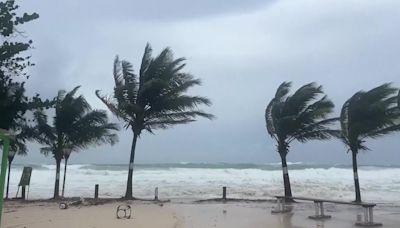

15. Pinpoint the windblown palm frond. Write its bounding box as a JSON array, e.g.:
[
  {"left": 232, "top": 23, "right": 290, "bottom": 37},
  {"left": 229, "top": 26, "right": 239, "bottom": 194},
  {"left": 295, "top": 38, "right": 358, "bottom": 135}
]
[
  {"left": 32, "top": 86, "right": 119, "bottom": 158},
  {"left": 340, "top": 83, "right": 400, "bottom": 151},
  {"left": 266, "top": 82, "right": 336, "bottom": 148},
  {"left": 97, "top": 43, "right": 214, "bottom": 136}
]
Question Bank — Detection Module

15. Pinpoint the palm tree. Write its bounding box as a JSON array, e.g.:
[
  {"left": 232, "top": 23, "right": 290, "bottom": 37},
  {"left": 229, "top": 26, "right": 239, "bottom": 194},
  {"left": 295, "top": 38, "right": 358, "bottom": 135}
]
[
  {"left": 338, "top": 83, "right": 400, "bottom": 202},
  {"left": 265, "top": 82, "right": 337, "bottom": 198},
  {"left": 96, "top": 44, "right": 214, "bottom": 199},
  {"left": 5, "top": 132, "right": 27, "bottom": 199},
  {"left": 31, "top": 86, "right": 118, "bottom": 199}
]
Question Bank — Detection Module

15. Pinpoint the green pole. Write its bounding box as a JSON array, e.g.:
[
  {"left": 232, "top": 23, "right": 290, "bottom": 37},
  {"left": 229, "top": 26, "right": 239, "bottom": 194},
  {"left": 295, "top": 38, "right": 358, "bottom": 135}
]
[{"left": 0, "top": 132, "right": 10, "bottom": 226}]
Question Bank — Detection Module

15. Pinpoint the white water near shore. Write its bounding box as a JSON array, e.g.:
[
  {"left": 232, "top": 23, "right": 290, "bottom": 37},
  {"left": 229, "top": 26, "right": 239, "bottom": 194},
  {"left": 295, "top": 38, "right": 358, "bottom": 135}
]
[{"left": 6, "top": 163, "right": 400, "bottom": 204}]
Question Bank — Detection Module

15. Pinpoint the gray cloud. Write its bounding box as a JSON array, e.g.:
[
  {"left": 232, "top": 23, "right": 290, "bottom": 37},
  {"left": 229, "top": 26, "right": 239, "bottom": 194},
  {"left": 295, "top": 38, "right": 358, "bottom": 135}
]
[{"left": 14, "top": 0, "right": 400, "bottom": 165}]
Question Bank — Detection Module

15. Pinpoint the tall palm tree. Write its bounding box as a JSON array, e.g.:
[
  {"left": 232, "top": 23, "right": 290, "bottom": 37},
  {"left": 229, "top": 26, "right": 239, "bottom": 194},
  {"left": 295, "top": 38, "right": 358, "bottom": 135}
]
[
  {"left": 32, "top": 86, "right": 118, "bottom": 199},
  {"left": 338, "top": 83, "right": 400, "bottom": 202},
  {"left": 96, "top": 44, "right": 214, "bottom": 199},
  {"left": 265, "top": 82, "right": 337, "bottom": 198}
]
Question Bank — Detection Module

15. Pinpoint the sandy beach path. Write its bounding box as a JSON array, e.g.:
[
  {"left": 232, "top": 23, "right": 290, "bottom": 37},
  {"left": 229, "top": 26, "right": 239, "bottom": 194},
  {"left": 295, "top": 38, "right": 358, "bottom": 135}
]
[{"left": 3, "top": 201, "right": 181, "bottom": 228}]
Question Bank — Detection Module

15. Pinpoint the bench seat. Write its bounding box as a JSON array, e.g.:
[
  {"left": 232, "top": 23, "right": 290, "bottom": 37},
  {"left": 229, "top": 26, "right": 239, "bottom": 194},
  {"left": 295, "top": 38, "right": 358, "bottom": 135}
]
[{"left": 272, "top": 195, "right": 382, "bottom": 227}]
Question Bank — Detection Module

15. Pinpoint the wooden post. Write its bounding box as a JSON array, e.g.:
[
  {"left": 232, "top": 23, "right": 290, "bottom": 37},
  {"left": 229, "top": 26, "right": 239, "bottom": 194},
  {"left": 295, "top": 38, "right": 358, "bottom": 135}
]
[
  {"left": 94, "top": 184, "right": 99, "bottom": 200},
  {"left": 155, "top": 187, "right": 158, "bottom": 201},
  {"left": 21, "top": 186, "right": 26, "bottom": 200},
  {"left": 222, "top": 186, "right": 227, "bottom": 200}
]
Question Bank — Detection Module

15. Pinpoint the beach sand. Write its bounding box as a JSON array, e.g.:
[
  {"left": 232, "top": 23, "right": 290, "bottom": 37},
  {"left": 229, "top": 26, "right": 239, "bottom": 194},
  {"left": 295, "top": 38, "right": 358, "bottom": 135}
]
[{"left": 3, "top": 200, "right": 400, "bottom": 228}]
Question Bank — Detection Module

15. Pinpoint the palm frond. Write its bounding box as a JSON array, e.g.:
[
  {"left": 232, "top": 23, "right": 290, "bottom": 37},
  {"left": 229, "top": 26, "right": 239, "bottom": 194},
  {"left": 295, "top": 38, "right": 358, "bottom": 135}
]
[
  {"left": 32, "top": 110, "right": 57, "bottom": 144},
  {"left": 265, "top": 98, "right": 277, "bottom": 137},
  {"left": 275, "top": 82, "right": 291, "bottom": 100},
  {"left": 266, "top": 82, "right": 336, "bottom": 151},
  {"left": 340, "top": 83, "right": 400, "bottom": 151},
  {"left": 139, "top": 43, "right": 153, "bottom": 85},
  {"left": 289, "top": 117, "right": 339, "bottom": 142},
  {"left": 284, "top": 82, "right": 323, "bottom": 116},
  {"left": 32, "top": 87, "right": 119, "bottom": 158},
  {"left": 363, "top": 124, "right": 400, "bottom": 139},
  {"left": 97, "top": 43, "right": 213, "bottom": 136},
  {"left": 95, "top": 90, "right": 131, "bottom": 122}
]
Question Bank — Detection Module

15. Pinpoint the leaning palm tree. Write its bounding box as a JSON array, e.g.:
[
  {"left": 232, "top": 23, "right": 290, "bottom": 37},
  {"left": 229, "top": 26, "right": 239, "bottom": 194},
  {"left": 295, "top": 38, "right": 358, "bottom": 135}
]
[
  {"left": 31, "top": 86, "right": 118, "bottom": 199},
  {"left": 265, "top": 82, "right": 337, "bottom": 198},
  {"left": 96, "top": 44, "right": 214, "bottom": 199},
  {"left": 338, "top": 83, "right": 400, "bottom": 202}
]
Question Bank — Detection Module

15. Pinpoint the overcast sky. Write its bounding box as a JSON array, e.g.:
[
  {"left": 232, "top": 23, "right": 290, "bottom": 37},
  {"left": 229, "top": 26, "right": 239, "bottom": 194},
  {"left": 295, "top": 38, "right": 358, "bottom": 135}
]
[{"left": 12, "top": 0, "right": 400, "bottom": 165}]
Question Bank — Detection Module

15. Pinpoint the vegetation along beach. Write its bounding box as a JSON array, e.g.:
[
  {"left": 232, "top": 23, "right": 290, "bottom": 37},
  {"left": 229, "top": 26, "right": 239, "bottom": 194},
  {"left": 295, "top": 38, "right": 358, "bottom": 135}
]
[{"left": 1, "top": 0, "right": 400, "bottom": 227}]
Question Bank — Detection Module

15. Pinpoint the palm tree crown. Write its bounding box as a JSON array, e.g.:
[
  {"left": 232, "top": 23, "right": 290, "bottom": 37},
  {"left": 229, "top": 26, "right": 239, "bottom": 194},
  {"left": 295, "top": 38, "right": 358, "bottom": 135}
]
[
  {"left": 266, "top": 82, "right": 337, "bottom": 151},
  {"left": 34, "top": 86, "right": 118, "bottom": 158},
  {"left": 340, "top": 83, "right": 400, "bottom": 152},
  {"left": 96, "top": 44, "right": 214, "bottom": 136}
]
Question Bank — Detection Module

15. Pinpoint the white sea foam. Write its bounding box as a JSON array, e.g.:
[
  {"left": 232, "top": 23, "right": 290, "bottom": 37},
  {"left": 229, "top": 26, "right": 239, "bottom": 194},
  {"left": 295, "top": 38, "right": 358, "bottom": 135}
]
[{"left": 6, "top": 164, "right": 400, "bottom": 204}]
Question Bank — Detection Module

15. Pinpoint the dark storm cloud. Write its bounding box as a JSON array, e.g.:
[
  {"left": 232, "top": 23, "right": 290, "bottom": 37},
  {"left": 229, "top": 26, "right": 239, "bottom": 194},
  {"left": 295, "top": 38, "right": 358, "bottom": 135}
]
[{"left": 13, "top": 0, "right": 400, "bottom": 165}]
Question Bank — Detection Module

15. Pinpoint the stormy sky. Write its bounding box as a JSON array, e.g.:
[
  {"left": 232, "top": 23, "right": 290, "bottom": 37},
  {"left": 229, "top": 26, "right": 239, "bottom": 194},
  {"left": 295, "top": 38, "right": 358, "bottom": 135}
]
[{"left": 13, "top": 0, "right": 400, "bottom": 165}]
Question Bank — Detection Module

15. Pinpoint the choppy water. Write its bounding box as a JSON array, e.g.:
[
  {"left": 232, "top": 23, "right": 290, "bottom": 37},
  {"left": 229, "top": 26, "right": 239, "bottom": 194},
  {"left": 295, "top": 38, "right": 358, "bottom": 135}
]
[{"left": 6, "top": 163, "right": 400, "bottom": 204}]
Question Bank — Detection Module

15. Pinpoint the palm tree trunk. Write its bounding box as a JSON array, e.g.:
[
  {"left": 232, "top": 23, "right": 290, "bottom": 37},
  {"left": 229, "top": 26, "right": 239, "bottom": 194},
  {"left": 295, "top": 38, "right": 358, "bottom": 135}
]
[
  {"left": 351, "top": 149, "right": 361, "bottom": 202},
  {"left": 61, "top": 158, "right": 68, "bottom": 198},
  {"left": 280, "top": 154, "right": 293, "bottom": 198},
  {"left": 125, "top": 133, "right": 138, "bottom": 199},
  {"left": 6, "top": 159, "right": 12, "bottom": 199},
  {"left": 53, "top": 158, "right": 61, "bottom": 199}
]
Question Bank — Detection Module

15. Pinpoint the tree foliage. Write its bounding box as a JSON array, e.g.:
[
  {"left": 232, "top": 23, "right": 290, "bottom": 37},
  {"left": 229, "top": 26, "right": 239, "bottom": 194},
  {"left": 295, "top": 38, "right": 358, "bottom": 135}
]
[
  {"left": 398, "top": 90, "right": 400, "bottom": 109},
  {"left": 96, "top": 43, "right": 214, "bottom": 136},
  {"left": 0, "top": 0, "right": 48, "bottom": 131},
  {"left": 265, "top": 82, "right": 337, "bottom": 156},
  {"left": 31, "top": 86, "right": 119, "bottom": 160},
  {"left": 0, "top": 0, "right": 39, "bottom": 78},
  {"left": 339, "top": 83, "right": 400, "bottom": 152}
]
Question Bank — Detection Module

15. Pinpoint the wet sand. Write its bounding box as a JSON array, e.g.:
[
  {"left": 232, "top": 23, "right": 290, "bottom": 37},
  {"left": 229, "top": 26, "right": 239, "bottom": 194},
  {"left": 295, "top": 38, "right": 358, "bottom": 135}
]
[{"left": 2, "top": 200, "right": 400, "bottom": 228}]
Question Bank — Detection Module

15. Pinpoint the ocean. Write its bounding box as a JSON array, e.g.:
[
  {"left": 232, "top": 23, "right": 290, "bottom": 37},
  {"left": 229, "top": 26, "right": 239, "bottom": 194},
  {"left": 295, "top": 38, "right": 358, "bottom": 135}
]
[{"left": 7, "top": 163, "right": 400, "bottom": 203}]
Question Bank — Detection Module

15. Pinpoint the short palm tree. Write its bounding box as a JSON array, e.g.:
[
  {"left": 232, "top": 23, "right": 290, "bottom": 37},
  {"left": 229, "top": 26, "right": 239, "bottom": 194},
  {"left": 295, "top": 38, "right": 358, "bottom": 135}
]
[
  {"left": 32, "top": 86, "right": 118, "bottom": 199},
  {"left": 96, "top": 44, "right": 214, "bottom": 199},
  {"left": 265, "top": 82, "right": 337, "bottom": 198},
  {"left": 339, "top": 83, "right": 400, "bottom": 202},
  {"left": 5, "top": 130, "right": 27, "bottom": 199}
]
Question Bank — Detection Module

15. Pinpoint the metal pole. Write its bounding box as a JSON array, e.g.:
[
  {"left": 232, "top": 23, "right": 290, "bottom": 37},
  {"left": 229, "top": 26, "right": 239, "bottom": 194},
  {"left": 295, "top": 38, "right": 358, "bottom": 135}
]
[
  {"left": 320, "top": 202, "right": 324, "bottom": 216},
  {"left": 94, "top": 184, "right": 99, "bottom": 200},
  {"left": 154, "top": 187, "right": 158, "bottom": 201},
  {"left": 364, "top": 207, "right": 368, "bottom": 223},
  {"left": 314, "top": 202, "right": 320, "bottom": 216},
  {"left": 6, "top": 161, "right": 11, "bottom": 199},
  {"left": 0, "top": 133, "right": 10, "bottom": 225}
]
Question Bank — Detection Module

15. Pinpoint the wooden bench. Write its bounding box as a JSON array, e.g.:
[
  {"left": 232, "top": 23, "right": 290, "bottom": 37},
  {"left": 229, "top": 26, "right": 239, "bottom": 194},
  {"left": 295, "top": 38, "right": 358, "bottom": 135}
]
[{"left": 272, "top": 196, "right": 382, "bottom": 227}]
